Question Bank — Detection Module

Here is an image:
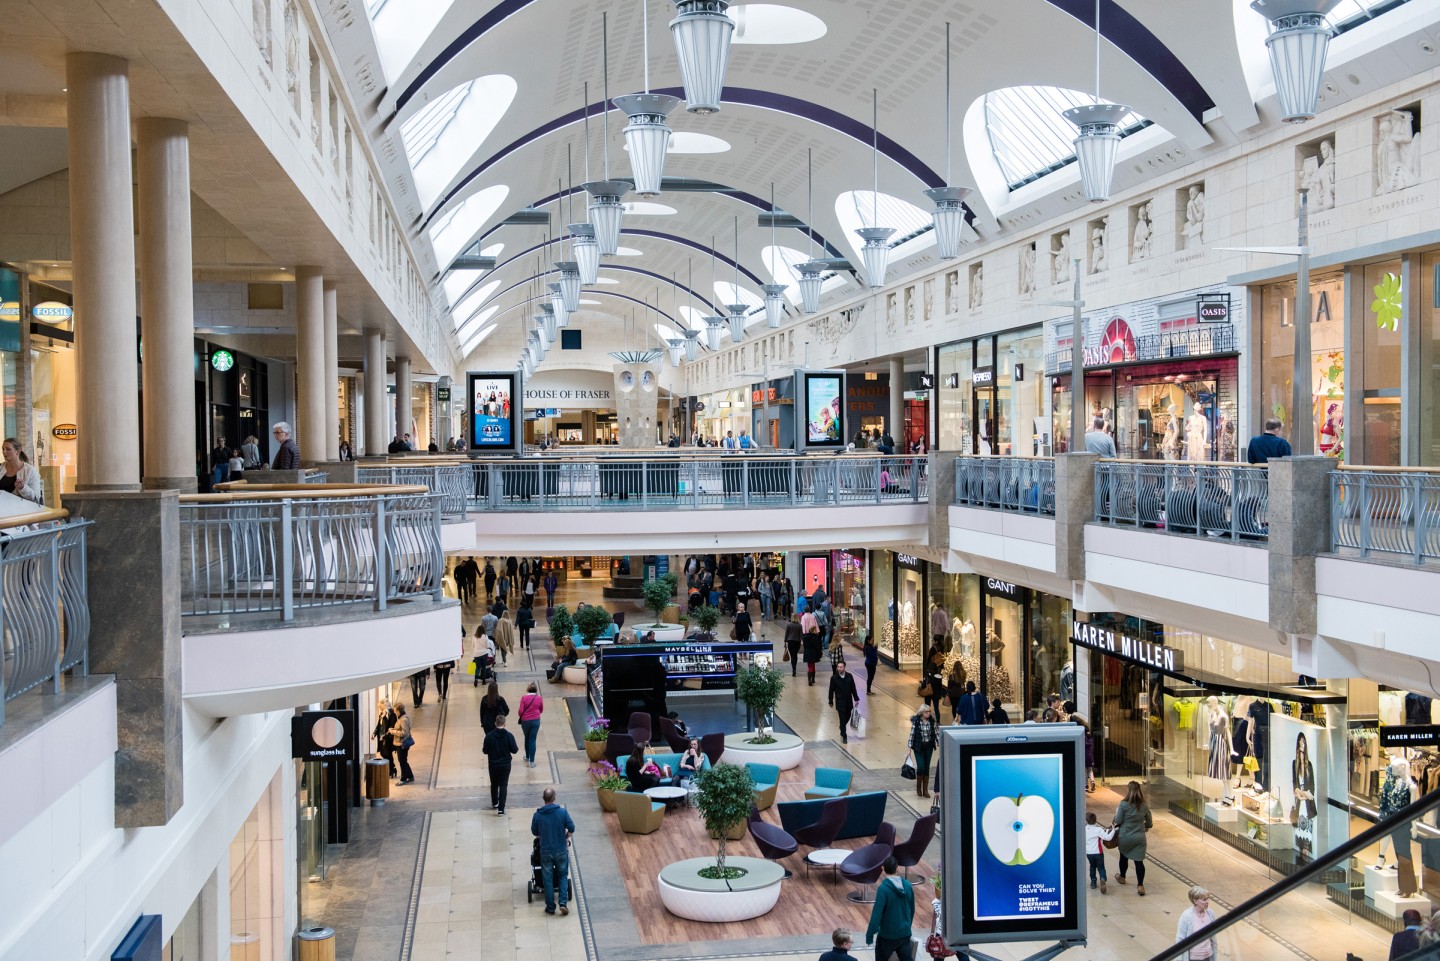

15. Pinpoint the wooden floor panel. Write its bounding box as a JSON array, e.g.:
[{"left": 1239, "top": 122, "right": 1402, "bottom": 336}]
[{"left": 599, "top": 760, "right": 936, "bottom": 945}]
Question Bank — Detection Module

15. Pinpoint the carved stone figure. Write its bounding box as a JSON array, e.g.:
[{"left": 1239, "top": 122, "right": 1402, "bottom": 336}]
[
  {"left": 1132, "top": 202, "right": 1153, "bottom": 260},
  {"left": 1090, "top": 220, "right": 1107, "bottom": 274},
  {"left": 969, "top": 265, "right": 984, "bottom": 309},
  {"left": 1182, "top": 186, "right": 1206, "bottom": 250},
  {"left": 946, "top": 272, "right": 960, "bottom": 313},
  {"left": 1314, "top": 140, "right": 1336, "bottom": 209},
  {"left": 284, "top": 0, "right": 300, "bottom": 95},
  {"left": 905, "top": 288, "right": 916, "bottom": 325},
  {"left": 1376, "top": 110, "right": 1420, "bottom": 194},
  {"left": 886, "top": 292, "right": 899, "bottom": 333},
  {"left": 1019, "top": 243, "right": 1036, "bottom": 294},
  {"left": 1053, "top": 232, "right": 1071, "bottom": 284}
]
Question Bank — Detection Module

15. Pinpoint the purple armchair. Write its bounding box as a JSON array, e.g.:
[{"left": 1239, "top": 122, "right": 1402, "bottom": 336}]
[{"left": 892, "top": 813, "right": 937, "bottom": 884}]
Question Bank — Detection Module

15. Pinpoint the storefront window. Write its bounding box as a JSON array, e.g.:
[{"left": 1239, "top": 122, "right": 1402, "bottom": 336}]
[
  {"left": 1360, "top": 260, "right": 1403, "bottom": 465},
  {"left": 996, "top": 328, "right": 1045, "bottom": 456},
  {"left": 1260, "top": 272, "right": 1345, "bottom": 457},
  {"left": 893, "top": 557, "right": 925, "bottom": 666},
  {"left": 1028, "top": 591, "right": 1073, "bottom": 710},
  {"left": 230, "top": 775, "right": 284, "bottom": 961},
  {"left": 936, "top": 341, "right": 973, "bottom": 452},
  {"left": 1422, "top": 253, "right": 1440, "bottom": 466},
  {"left": 831, "top": 549, "right": 867, "bottom": 646},
  {"left": 870, "top": 550, "right": 893, "bottom": 658}
]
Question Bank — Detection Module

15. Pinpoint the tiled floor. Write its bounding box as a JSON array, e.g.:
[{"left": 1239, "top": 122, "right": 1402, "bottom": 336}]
[{"left": 304, "top": 571, "right": 1396, "bottom": 961}]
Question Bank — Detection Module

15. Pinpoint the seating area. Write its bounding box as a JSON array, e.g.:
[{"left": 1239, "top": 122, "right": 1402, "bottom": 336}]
[
  {"left": 777, "top": 790, "right": 890, "bottom": 841},
  {"left": 804, "top": 767, "right": 853, "bottom": 799},
  {"left": 746, "top": 763, "right": 780, "bottom": 811},
  {"left": 615, "top": 790, "right": 666, "bottom": 835}
]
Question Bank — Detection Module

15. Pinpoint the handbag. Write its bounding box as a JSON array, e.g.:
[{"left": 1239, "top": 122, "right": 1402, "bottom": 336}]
[
  {"left": 783, "top": 649, "right": 790, "bottom": 662},
  {"left": 1243, "top": 755, "right": 1259, "bottom": 773},
  {"left": 401, "top": 734, "right": 415, "bottom": 749},
  {"left": 925, "top": 934, "right": 954, "bottom": 959},
  {"left": 730, "top": 625, "right": 739, "bottom": 640},
  {"left": 901, "top": 752, "right": 917, "bottom": 780},
  {"left": 918, "top": 681, "right": 933, "bottom": 697}
]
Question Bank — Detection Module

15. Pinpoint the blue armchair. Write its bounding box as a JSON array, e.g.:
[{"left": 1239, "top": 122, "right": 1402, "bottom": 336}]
[
  {"left": 746, "top": 762, "right": 781, "bottom": 811},
  {"left": 804, "top": 767, "right": 853, "bottom": 799}
]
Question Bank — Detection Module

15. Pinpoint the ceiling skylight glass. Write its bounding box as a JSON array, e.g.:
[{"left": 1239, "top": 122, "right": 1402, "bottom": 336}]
[
  {"left": 679, "top": 305, "right": 709, "bottom": 329},
  {"left": 1331, "top": 0, "right": 1411, "bottom": 31},
  {"left": 654, "top": 323, "right": 682, "bottom": 343},
  {"left": 762, "top": 245, "right": 846, "bottom": 304},
  {"left": 625, "top": 132, "right": 731, "bottom": 154},
  {"left": 461, "top": 323, "right": 499, "bottom": 355},
  {"left": 441, "top": 245, "right": 503, "bottom": 306},
  {"left": 430, "top": 185, "right": 509, "bottom": 266},
  {"left": 456, "top": 305, "right": 499, "bottom": 342},
  {"left": 451, "top": 281, "right": 500, "bottom": 327},
  {"left": 834, "top": 191, "right": 936, "bottom": 261},
  {"left": 622, "top": 201, "right": 678, "bottom": 216},
  {"left": 368, "top": 0, "right": 460, "bottom": 85},
  {"left": 984, "top": 86, "right": 1149, "bottom": 191},
  {"left": 402, "top": 76, "right": 517, "bottom": 209},
  {"left": 613, "top": 246, "right": 645, "bottom": 257},
  {"left": 730, "top": 5, "right": 827, "bottom": 44}
]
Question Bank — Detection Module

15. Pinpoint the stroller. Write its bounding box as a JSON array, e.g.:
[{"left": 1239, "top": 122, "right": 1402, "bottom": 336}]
[
  {"left": 526, "top": 837, "right": 571, "bottom": 904},
  {"left": 472, "top": 654, "right": 496, "bottom": 684}
]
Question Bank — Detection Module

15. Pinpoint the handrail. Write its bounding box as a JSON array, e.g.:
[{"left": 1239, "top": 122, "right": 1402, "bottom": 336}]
[
  {"left": 1143, "top": 786, "right": 1440, "bottom": 961},
  {"left": 0, "top": 507, "right": 69, "bottom": 529},
  {"left": 1100, "top": 456, "right": 1263, "bottom": 468},
  {"left": 1095, "top": 460, "right": 1269, "bottom": 541},
  {"left": 185, "top": 483, "right": 428, "bottom": 502},
  {"left": 954, "top": 455, "right": 1056, "bottom": 516}
]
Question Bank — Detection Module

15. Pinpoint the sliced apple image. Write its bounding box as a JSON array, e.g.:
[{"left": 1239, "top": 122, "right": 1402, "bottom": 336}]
[{"left": 980, "top": 793, "right": 1056, "bottom": 866}]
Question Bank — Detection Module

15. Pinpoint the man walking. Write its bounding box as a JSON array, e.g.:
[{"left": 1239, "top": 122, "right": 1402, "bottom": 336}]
[
  {"left": 483, "top": 560, "right": 497, "bottom": 602},
  {"left": 865, "top": 857, "right": 915, "bottom": 961},
  {"left": 483, "top": 715, "right": 519, "bottom": 815},
  {"left": 1246, "top": 417, "right": 1293, "bottom": 464},
  {"left": 829, "top": 660, "right": 860, "bottom": 744},
  {"left": 544, "top": 569, "right": 558, "bottom": 608},
  {"left": 531, "top": 788, "right": 576, "bottom": 916}
]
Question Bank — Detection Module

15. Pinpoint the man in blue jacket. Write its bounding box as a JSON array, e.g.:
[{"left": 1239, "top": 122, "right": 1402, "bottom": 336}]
[{"left": 531, "top": 788, "right": 576, "bottom": 916}]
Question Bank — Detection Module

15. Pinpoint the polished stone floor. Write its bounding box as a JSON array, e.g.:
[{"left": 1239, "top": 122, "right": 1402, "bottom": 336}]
[{"left": 302, "top": 571, "right": 1395, "bottom": 961}]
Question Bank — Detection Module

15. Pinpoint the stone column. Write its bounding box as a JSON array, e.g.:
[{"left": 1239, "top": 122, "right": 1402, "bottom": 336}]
[
  {"left": 67, "top": 53, "right": 139, "bottom": 491},
  {"left": 363, "top": 329, "right": 387, "bottom": 455},
  {"left": 926, "top": 452, "right": 955, "bottom": 555},
  {"left": 1054, "top": 452, "right": 1098, "bottom": 585},
  {"left": 395, "top": 356, "right": 412, "bottom": 444},
  {"left": 323, "top": 281, "right": 340, "bottom": 461},
  {"left": 294, "top": 266, "right": 325, "bottom": 464},
  {"left": 1267, "top": 456, "right": 1335, "bottom": 636},
  {"left": 137, "top": 118, "right": 197, "bottom": 491},
  {"left": 889, "top": 356, "right": 905, "bottom": 441}
]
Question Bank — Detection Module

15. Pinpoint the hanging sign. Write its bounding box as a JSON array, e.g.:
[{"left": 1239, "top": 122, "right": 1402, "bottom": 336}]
[
  {"left": 290, "top": 709, "right": 356, "bottom": 760},
  {"left": 437, "top": 387, "right": 451, "bottom": 403},
  {"left": 1379, "top": 725, "right": 1440, "bottom": 747},
  {"left": 210, "top": 349, "right": 235, "bottom": 372},
  {"left": 32, "top": 301, "right": 73, "bottom": 323},
  {"left": 0, "top": 302, "right": 20, "bottom": 322},
  {"left": 1070, "top": 620, "right": 1184, "bottom": 673},
  {"left": 983, "top": 577, "right": 1026, "bottom": 602},
  {"left": 52, "top": 423, "right": 78, "bottom": 440},
  {"left": 972, "top": 366, "right": 996, "bottom": 387}
]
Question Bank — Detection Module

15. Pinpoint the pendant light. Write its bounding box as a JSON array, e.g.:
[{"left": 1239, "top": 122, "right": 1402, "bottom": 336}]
[
  {"left": 665, "top": 272, "right": 685, "bottom": 367},
  {"left": 923, "top": 23, "right": 973, "bottom": 260},
  {"left": 569, "top": 121, "right": 601, "bottom": 285},
  {"left": 857, "top": 89, "right": 895, "bottom": 288},
  {"left": 541, "top": 305, "right": 558, "bottom": 343},
  {"left": 616, "top": 0, "right": 679, "bottom": 196},
  {"left": 584, "top": 19, "right": 629, "bottom": 256},
  {"left": 669, "top": 0, "right": 734, "bottom": 115},
  {"left": 682, "top": 328, "right": 701, "bottom": 362},
  {"left": 762, "top": 182, "right": 787, "bottom": 327},
  {"left": 1251, "top": 0, "right": 1340, "bottom": 123},
  {"left": 703, "top": 235, "right": 726, "bottom": 350},
  {"left": 797, "top": 148, "right": 826, "bottom": 314},
  {"left": 726, "top": 216, "right": 747, "bottom": 343},
  {"left": 1062, "top": 0, "right": 1130, "bottom": 203}
]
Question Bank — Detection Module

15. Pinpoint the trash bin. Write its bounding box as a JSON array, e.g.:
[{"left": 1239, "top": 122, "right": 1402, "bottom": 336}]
[
  {"left": 365, "top": 757, "right": 390, "bottom": 805},
  {"left": 297, "top": 926, "right": 336, "bottom": 961}
]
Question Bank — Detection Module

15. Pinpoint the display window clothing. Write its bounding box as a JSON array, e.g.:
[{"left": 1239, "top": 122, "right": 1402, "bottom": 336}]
[
  {"left": 1206, "top": 707, "right": 1232, "bottom": 780},
  {"left": 1248, "top": 699, "right": 1275, "bottom": 789},
  {"left": 1406, "top": 693, "right": 1435, "bottom": 726}
]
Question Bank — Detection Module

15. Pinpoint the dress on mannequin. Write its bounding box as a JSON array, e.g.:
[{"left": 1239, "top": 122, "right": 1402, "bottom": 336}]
[
  {"left": 1379, "top": 758, "right": 1420, "bottom": 895},
  {"left": 1185, "top": 411, "right": 1209, "bottom": 461},
  {"left": 1206, "top": 697, "right": 1232, "bottom": 783}
]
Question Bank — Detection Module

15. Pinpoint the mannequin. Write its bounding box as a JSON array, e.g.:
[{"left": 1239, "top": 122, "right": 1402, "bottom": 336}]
[
  {"left": 1378, "top": 757, "right": 1420, "bottom": 895},
  {"left": 1205, "top": 696, "right": 1233, "bottom": 800},
  {"left": 1186, "top": 410, "right": 1209, "bottom": 461},
  {"left": 1229, "top": 696, "right": 1253, "bottom": 788},
  {"left": 958, "top": 621, "right": 976, "bottom": 657}
]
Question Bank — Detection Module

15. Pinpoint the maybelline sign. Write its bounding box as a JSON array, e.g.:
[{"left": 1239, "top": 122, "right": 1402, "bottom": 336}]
[{"left": 1071, "top": 621, "right": 1183, "bottom": 673}]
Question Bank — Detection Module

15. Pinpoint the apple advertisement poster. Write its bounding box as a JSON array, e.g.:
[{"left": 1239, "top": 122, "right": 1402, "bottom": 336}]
[{"left": 972, "top": 753, "right": 1064, "bottom": 922}]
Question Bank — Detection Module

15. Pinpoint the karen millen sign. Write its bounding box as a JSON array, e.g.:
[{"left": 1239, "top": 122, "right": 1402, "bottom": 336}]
[{"left": 1071, "top": 621, "right": 1183, "bottom": 673}]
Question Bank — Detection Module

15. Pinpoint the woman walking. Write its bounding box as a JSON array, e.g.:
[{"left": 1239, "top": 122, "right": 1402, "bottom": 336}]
[
  {"left": 784, "top": 614, "right": 803, "bottom": 677},
  {"left": 493, "top": 616, "right": 517, "bottom": 666},
  {"left": 517, "top": 603, "right": 535, "bottom": 650},
  {"left": 391, "top": 704, "right": 415, "bottom": 784},
  {"left": 908, "top": 704, "right": 938, "bottom": 798},
  {"left": 801, "top": 612, "right": 824, "bottom": 686},
  {"left": 1174, "top": 886, "right": 1218, "bottom": 960},
  {"left": 1113, "top": 780, "right": 1154, "bottom": 894},
  {"left": 862, "top": 632, "right": 879, "bottom": 694},
  {"left": 480, "top": 681, "right": 509, "bottom": 734},
  {"left": 518, "top": 682, "right": 544, "bottom": 768}
]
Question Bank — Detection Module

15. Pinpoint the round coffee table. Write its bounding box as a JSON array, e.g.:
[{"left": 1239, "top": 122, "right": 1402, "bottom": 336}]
[
  {"left": 804, "top": 848, "right": 851, "bottom": 883},
  {"left": 645, "top": 786, "right": 690, "bottom": 810}
]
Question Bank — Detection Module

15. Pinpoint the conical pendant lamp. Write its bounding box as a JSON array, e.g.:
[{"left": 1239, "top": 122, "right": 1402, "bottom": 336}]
[
  {"left": 924, "top": 23, "right": 972, "bottom": 259},
  {"left": 616, "top": 0, "right": 679, "bottom": 196},
  {"left": 669, "top": 0, "right": 734, "bottom": 114},
  {"left": 1061, "top": 0, "right": 1130, "bottom": 202},
  {"left": 857, "top": 91, "right": 894, "bottom": 288}
]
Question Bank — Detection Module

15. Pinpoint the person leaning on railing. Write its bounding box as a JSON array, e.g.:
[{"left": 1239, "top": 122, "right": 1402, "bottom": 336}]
[{"left": 1245, "top": 418, "right": 1293, "bottom": 465}]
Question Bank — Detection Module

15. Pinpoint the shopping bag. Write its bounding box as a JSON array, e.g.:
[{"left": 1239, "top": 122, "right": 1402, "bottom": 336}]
[{"left": 901, "top": 752, "right": 917, "bottom": 780}]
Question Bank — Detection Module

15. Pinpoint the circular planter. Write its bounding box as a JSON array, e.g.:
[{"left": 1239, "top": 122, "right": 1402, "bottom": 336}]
[
  {"left": 720, "top": 732, "right": 805, "bottom": 770},
  {"left": 658, "top": 856, "right": 785, "bottom": 922},
  {"left": 596, "top": 787, "right": 619, "bottom": 812},
  {"left": 585, "top": 739, "right": 609, "bottom": 762}
]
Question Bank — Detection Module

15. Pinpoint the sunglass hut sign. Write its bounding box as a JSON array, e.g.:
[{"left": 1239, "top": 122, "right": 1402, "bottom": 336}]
[{"left": 1071, "top": 621, "right": 1181, "bottom": 673}]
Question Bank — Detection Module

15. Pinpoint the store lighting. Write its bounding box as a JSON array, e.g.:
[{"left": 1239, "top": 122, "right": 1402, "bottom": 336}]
[
  {"left": 704, "top": 316, "right": 726, "bottom": 351},
  {"left": 727, "top": 303, "right": 747, "bottom": 343},
  {"left": 682, "top": 328, "right": 701, "bottom": 361},
  {"left": 857, "top": 91, "right": 894, "bottom": 288},
  {"left": 1061, "top": 0, "right": 1129, "bottom": 202},
  {"left": 669, "top": 0, "right": 734, "bottom": 114},
  {"left": 556, "top": 261, "right": 582, "bottom": 311},
  {"left": 570, "top": 224, "right": 601, "bottom": 284},
  {"left": 797, "top": 261, "right": 826, "bottom": 314},
  {"left": 1251, "top": 0, "right": 1341, "bottom": 122},
  {"left": 762, "top": 284, "right": 786, "bottom": 327},
  {"left": 585, "top": 182, "right": 629, "bottom": 255},
  {"left": 925, "top": 24, "right": 973, "bottom": 259}
]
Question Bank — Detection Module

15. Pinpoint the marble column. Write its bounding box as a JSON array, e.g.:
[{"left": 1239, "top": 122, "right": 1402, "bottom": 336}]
[
  {"left": 295, "top": 267, "right": 325, "bottom": 464},
  {"left": 889, "top": 356, "right": 905, "bottom": 441},
  {"left": 395, "top": 355, "right": 412, "bottom": 444},
  {"left": 137, "top": 118, "right": 197, "bottom": 491},
  {"left": 67, "top": 53, "right": 139, "bottom": 491},
  {"left": 363, "top": 329, "right": 387, "bottom": 455},
  {"left": 322, "top": 281, "right": 339, "bottom": 460}
]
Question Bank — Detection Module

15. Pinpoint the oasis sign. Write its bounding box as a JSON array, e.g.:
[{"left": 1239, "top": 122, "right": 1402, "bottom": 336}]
[{"left": 1071, "top": 621, "right": 1183, "bottom": 673}]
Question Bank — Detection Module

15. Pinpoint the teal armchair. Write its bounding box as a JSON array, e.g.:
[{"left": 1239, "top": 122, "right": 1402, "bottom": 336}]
[
  {"left": 747, "top": 762, "right": 781, "bottom": 811},
  {"left": 805, "top": 767, "right": 853, "bottom": 799}
]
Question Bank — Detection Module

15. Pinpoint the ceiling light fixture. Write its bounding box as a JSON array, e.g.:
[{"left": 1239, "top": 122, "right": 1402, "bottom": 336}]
[
  {"left": 857, "top": 89, "right": 896, "bottom": 288},
  {"left": 1251, "top": 0, "right": 1340, "bottom": 122},
  {"left": 669, "top": 0, "right": 735, "bottom": 114},
  {"left": 585, "top": 19, "right": 629, "bottom": 256},
  {"left": 798, "top": 148, "right": 826, "bottom": 314},
  {"left": 570, "top": 117, "right": 602, "bottom": 285},
  {"left": 1062, "top": 0, "right": 1130, "bottom": 202},
  {"left": 615, "top": 0, "right": 680, "bottom": 196},
  {"left": 705, "top": 236, "right": 727, "bottom": 349},
  {"left": 682, "top": 328, "right": 701, "bottom": 361},
  {"left": 762, "top": 181, "right": 787, "bottom": 327},
  {"left": 727, "top": 216, "right": 747, "bottom": 343},
  {"left": 923, "top": 22, "right": 973, "bottom": 260}
]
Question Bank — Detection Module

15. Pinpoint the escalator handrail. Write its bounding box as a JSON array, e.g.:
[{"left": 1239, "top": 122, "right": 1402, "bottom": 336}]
[{"left": 1144, "top": 786, "right": 1440, "bottom": 961}]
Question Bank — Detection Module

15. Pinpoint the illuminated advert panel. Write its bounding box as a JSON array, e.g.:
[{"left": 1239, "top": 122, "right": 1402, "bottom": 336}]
[
  {"left": 467, "top": 371, "right": 523, "bottom": 454},
  {"left": 794, "top": 370, "right": 845, "bottom": 452}
]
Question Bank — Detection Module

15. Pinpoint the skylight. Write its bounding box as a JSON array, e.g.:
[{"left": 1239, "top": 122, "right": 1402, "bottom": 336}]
[
  {"left": 451, "top": 281, "right": 500, "bottom": 328},
  {"left": 1331, "top": 0, "right": 1412, "bottom": 32},
  {"left": 613, "top": 246, "right": 645, "bottom": 257},
  {"left": 456, "top": 306, "right": 499, "bottom": 343},
  {"left": 984, "top": 87, "right": 1149, "bottom": 191},
  {"left": 622, "top": 201, "right": 678, "bottom": 216},
  {"left": 625, "top": 132, "right": 731, "bottom": 154},
  {"left": 762, "top": 245, "right": 846, "bottom": 304},
  {"left": 430, "top": 185, "right": 509, "bottom": 267},
  {"left": 730, "top": 5, "right": 827, "bottom": 44},
  {"left": 442, "top": 244, "right": 503, "bottom": 306},
  {"left": 461, "top": 323, "right": 499, "bottom": 356},
  {"left": 368, "top": 0, "right": 460, "bottom": 85},
  {"left": 834, "top": 191, "right": 936, "bottom": 262},
  {"left": 679, "top": 305, "right": 709, "bottom": 329},
  {"left": 654, "top": 324, "right": 682, "bottom": 344},
  {"left": 401, "top": 76, "right": 517, "bottom": 209}
]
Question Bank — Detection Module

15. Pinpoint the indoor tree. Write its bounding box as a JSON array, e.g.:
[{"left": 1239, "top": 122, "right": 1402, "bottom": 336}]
[
  {"left": 735, "top": 662, "right": 786, "bottom": 743},
  {"left": 574, "top": 604, "right": 616, "bottom": 647},
  {"left": 642, "top": 578, "right": 675, "bottom": 628},
  {"left": 694, "top": 762, "right": 756, "bottom": 879},
  {"left": 690, "top": 604, "right": 721, "bottom": 641},
  {"left": 547, "top": 605, "right": 575, "bottom": 649}
]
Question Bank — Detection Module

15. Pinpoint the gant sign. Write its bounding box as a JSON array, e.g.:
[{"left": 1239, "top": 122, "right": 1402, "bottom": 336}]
[{"left": 1071, "top": 621, "right": 1182, "bottom": 673}]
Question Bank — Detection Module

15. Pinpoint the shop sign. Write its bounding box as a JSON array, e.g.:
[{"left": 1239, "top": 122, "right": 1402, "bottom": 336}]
[
  {"left": 896, "top": 553, "right": 920, "bottom": 567},
  {"left": 1379, "top": 725, "right": 1440, "bottom": 747},
  {"left": 1197, "top": 299, "right": 1229, "bottom": 323},
  {"left": 983, "top": 577, "right": 1025, "bottom": 602},
  {"left": 971, "top": 366, "right": 995, "bottom": 387},
  {"left": 32, "top": 301, "right": 73, "bottom": 323},
  {"left": 52, "top": 423, "right": 77, "bottom": 440},
  {"left": 1070, "top": 620, "right": 1183, "bottom": 673},
  {"left": 210, "top": 349, "right": 235, "bottom": 372},
  {"left": 1081, "top": 317, "right": 1137, "bottom": 367},
  {"left": 437, "top": 387, "right": 451, "bottom": 402},
  {"left": 290, "top": 709, "right": 356, "bottom": 760},
  {"left": 0, "top": 302, "right": 19, "bottom": 322},
  {"left": 919, "top": 373, "right": 934, "bottom": 390}
]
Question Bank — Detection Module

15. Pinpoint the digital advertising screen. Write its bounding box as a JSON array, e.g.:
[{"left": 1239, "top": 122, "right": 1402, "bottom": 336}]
[
  {"left": 802, "top": 555, "right": 830, "bottom": 600},
  {"left": 802, "top": 372, "right": 844, "bottom": 448},
  {"left": 466, "top": 371, "right": 522, "bottom": 453},
  {"left": 940, "top": 724, "right": 1086, "bottom": 948}
]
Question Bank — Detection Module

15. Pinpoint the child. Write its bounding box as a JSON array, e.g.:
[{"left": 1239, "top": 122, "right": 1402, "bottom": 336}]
[{"left": 1085, "top": 812, "right": 1115, "bottom": 893}]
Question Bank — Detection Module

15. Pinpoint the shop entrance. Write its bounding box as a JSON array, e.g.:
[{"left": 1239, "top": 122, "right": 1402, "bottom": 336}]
[{"left": 973, "top": 384, "right": 996, "bottom": 456}]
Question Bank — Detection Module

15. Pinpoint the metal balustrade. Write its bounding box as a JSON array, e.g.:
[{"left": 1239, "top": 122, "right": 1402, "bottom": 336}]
[
  {"left": 179, "top": 487, "right": 444, "bottom": 620},
  {"left": 1331, "top": 469, "right": 1440, "bottom": 563},
  {"left": 0, "top": 513, "right": 92, "bottom": 728},
  {"left": 452, "top": 455, "right": 927, "bottom": 510},
  {"left": 953, "top": 456, "right": 1056, "bottom": 515},
  {"left": 1094, "top": 460, "right": 1270, "bottom": 541},
  {"left": 356, "top": 464, "right": 469, "bottom": 517}
]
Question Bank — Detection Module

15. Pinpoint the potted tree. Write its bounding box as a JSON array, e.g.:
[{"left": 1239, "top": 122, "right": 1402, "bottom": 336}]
[
  {"left": 588, "top": 760, "right": 629, "bottom": 812},
  {"left": 547, "top": 605, "right": 575, "bottom": 650},
  {"left": 690, "top": 604, "right": 721, "bottom": 642},
  {"left": 583, "top": 715, "right": 611, "bottom": 762},
  {"left": 694, "top": 763, "right": 757, "bottom": 876},
  {"left": 735, "top": 663, "right": 786, "bottom": 744},
  {"left": 642, "top": 578, "right": 676, "bottom": 629},
  {"left": 574, "top": 604, "right": 615, "bottom": 649}
]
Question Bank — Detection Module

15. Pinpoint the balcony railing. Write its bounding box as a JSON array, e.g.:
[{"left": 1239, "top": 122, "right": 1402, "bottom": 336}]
[
  {"left": 355, "top": 464, "right": 469, "bottom": 517},
  {"left": 179, "top": 485, "right": 444, "bottom": 621},
  {"left": 456, "top": 455, "right": 928, "bottom": 510},
  {"left": 1331, "top": 469, "right": 1440, "bottom": 563},
  {"left": 0, "top": 510, "right": 92, "bottom": 727},
  {"left": 1094, "top": 460, "right": 1270, "bottom": 541},
  {"left": 953, "top": 456, "right": 1056, "bottom": 515}
]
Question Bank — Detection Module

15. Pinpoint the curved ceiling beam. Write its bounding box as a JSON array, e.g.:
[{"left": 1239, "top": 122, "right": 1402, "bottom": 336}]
[
  {"left": 422, "top": 89, "right": 947, "bottom": 233},
  {"left": 469, "top": 288, "right": 688, "bottom": 344}
]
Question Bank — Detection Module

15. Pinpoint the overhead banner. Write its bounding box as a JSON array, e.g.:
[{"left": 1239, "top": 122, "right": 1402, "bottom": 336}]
[
  {"left": 941, "top": 723, "right": 1086, "bottom": 948},
  {"left": 467, "top": 371, "right": 523, "bottom": 454}
]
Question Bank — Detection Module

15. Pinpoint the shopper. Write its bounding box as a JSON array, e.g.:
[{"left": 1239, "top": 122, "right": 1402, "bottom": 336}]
[
  {"left": 957, "top": 681, "right": 986, "bottom": 725},
  {"left": 1113, "top": 780, "right": 1154, "bottom": 894},
  {"left": 480, "top": 681, "right": 509, "bottom": 734},
  {"left": 1246, "top": 417, "right": 1293, "bottom": 465},
  {"left": 0, "top": 437, "right": 44, "bottom": 504},
  {"left": 1084, "top": 812, "right": 1115, "bottom": 893},
  {"left": 829, "top": 660, "right": 860, "bottom": 745},
  {"left": 270, "top": 422, "right": 301, "bottom": 469},
  {"left": 484, "top": 560, "right": 497, "bottom": 601},
  {"left": 819, "top": 929, "right": 855, "bottom": 961},
  {"left": 1393, "top": 909, "right": 1425, "bottom": 959},
  {"left": 433, "top": 658, "right": 454, "bottom": 701},
  {"left": 784, "top": 614, "right": 804, "bottom": 677},
  {"left": 986, "top": 697, "right": 1010, "bottom": 724},
  {"left": 483, "top": 714, "right": 518, "bottom": 814},
  {"left": 923, "top": 647, "right": 946, "bottom": 715},
  {"left": 1174, "top": 886, "right": 1219, "bottom": 960},
  {"left": 945, "top": 662, "right": 967, "bottom": 722},
  {"left": 531, "top": 787, "right": 576, "bottom": 916},
  {"left": 862, "top": 633, "right": 880, "bottom": 694},
  {"left": 391, "top": 703, "right": 415, "bottom": 784},
  {"left": 517, "top": 603, "right": 535, "bottom": 649},
  {"left": 802, "top": 613, "right": 824, "bottom": 686},
  {"left": 1083, "top": 415, "right": 1117, "bottom": 458},
  {"left": 494, "top": 616, "right": 516, "bottom": 666},
  {"left": 865, "top": 857, "right": 915, "bottom": 961},
  {"left": 908, "top": 704, "right": 938, "bottom": 798},
  {"left": 518, "top": 682, "right": 544, "bottom": 767},
  {"left": 374, "top": 700, "right": 397, "bottom": 778},
  {"left": 544, "top": 569, "right": 558, "bottom": 607},
  {"left": 733, "top": 604, "right": 754, "bottom": 643},
  {"left": 497, "top": 572, "right": 511, "bottom": 605},
  {"left": 1077, "top": 716, "right": 1096, "bottom": 792},
  {"left": 409, "top": 667, "right": 428, "bottom": 707}
]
